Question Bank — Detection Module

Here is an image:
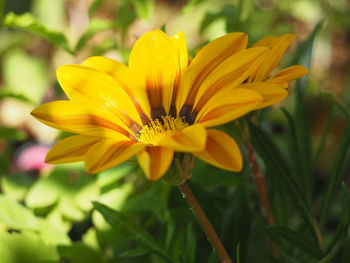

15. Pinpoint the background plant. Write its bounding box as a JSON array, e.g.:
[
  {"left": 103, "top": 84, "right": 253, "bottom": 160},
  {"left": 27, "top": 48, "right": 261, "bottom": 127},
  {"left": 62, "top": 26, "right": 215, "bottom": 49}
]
[{"left": 0, "top": 0, "right": 349, "bottom": 262}]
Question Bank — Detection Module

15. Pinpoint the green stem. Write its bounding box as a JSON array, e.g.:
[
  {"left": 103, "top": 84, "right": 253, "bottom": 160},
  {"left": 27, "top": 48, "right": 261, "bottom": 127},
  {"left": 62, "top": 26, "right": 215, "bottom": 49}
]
[{"left": 179, "top": 182, "right": 232, "bottom": 263}]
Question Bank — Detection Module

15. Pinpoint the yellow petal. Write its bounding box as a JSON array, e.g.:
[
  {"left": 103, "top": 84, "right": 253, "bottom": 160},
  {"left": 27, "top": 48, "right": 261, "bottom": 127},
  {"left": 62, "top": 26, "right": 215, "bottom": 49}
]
[
  {"left": 193, "top": 129, "right": 242, "bottom": 172},
  {"left": 170, "top": 31, "right": 188, "bottom": 115},
  {"left": 159, "top": 124, "right": 206, "bottom": 152},
  {"left": 129, "top": 30, "right": 178, "bottom": 117},
  {"left": 31, "top": 100, "right": 131, "bottom": 140},
  {"left": 253, "top": 35, "right": 279, "bottom": 48},
  {"left": 137, "top": 146, "right": 174, "bottom": 180},
  {"left": 176, "top": 32, "right": 248, "bottom": 112},
  {"left": 196, "top": 88, "right": 262, "bottom": 128},
  {"left": 239, "top": 82, "right": 288, "bottom": 109},
  {"left": 251, "top": 34, "right": 296, "bottom": 82},
  {"left": 85, "top": 140, "right": 145, "bottom": 174},
  {"left": 57, "top": 65, "right": 142, "bottom": 128},
  {"left": 46, "top": 135, "right": 100, "bottom": 164},
  {"left": 270, "top": 65, "right": 309, "bottom": 83},
  {"left": 82, "top": 56, "right": 151, "bottom": 123},
  {"left": 193, "top": 47, "right": 269, "bottom": 112}
]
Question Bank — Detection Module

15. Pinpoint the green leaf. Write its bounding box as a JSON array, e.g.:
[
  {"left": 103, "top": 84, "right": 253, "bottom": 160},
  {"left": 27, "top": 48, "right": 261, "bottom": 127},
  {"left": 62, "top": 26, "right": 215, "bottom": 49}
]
[
  {"left": 184, "top": 224, "right": 196, "bottom": 263},
  {"left": 58, "top": 243, "right": 104, "bottom": 263},
  {"left": 292, "top": 21, "right": 323, "bottom": 196},
  {"left": 117, "top": 247, "right": 153, "bottom": 259},
  {"left": 247, "top": 120, "right": 321, "bottom": 245},
  {"left": 0, "top": 194, "right": 39, "bottom": 231},
  {"left": 1, "top": 173, "right": 34, "bottom": 201},
  {"left": 320, "top": 122, "right": 350, "bottom": 228},
  {"left": 0, "top": 231, "right": 59, "bottom": 263},
  {"left": 0, "top": 127, "right": 27, "bottom": 141},
  {"left": 131, "top": 0, "right": 153, "bottom": 20},
  {"left": 0, "top": 0, "right": 5, "bottom": 29},
  {"left": 75, "top": 18, "right": 115, "bottom": 53},
  {"left": 0, "top": 89, "right": 32, "bottom": 102},
  {"left": 200, "top": 4, "right": 237, "bottom": 34},
  {"left": 267, "top": 226, "right": 323, "bottom": 258},
  {"left": 89, "top": 0, "right": 106, "bottom": 16},
  {"left": 2, "top": 49, "right": 49, "bottom": 104},
  {"left": 25, "top": 170, "right": 92, "bottom": 221},
  {"left": 320, "top": 91, "right": 350, "bottom": 120},
  {"left": 4, "top": 12, "right": 72, "bottom": 54},
  {"left": 182, "top": 0, "right": 202, "bottom": 14},
  {"left": 93, "top": 202, "right": 176, "bottom": 263}
]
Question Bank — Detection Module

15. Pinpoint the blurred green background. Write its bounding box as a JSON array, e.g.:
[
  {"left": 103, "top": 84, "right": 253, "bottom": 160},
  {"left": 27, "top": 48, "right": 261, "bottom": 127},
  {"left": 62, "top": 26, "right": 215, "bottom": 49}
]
[{"left": 0, "top": 0, "right": 349, "bottom": 262}]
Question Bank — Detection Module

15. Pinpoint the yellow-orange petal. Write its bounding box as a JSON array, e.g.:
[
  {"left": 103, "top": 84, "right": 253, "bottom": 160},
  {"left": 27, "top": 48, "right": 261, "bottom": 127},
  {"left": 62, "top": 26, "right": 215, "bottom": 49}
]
[
  {"left": 57, "top": 65, "right": 142, "bottom": 128},
  {"left": 137, "top": 146, "right": 174, "bottom": 180},
  {"left": 193, "top": 47, "right": 269, "bottom": 111},
  {"left": 82, "top": 56, "right": 151, "bottom": 122},
  {"left": 270, "top": 65, "right": 309, "bottom": 83},
  {"left": 176, "top": 32, "right": 248, "bottom": 111},
  {"left": 196, "top": 88, "right": 262, "bottom": 128},
  {"left": 31, "top": 100, "right": 131, "bottom": 140},
  {"left": 239, "top": 82, "right": 288, "bottom": 109},
  {"left": 85, "top": 140, "right": 145, "bottom": 174},
  {"left": 251, "top": 34, "right": 296, "bottom": 82},
  {"left": 159, "top": 124, "right": 207, "bottom": 152},
  {"left": 170, "top": 31, "right": 188, "bottom": 114},
  {"left": 129, "top": 30, "right": 178, "bottom": 116},
  {"left": 193, "top": 129, "right": 242, "bottom": 172},
  {"left": 46, "top": 135, "right": 100, "bottom": 164},
  {"left": 253, "top": 35, "right": 278, "bottom": 48}
]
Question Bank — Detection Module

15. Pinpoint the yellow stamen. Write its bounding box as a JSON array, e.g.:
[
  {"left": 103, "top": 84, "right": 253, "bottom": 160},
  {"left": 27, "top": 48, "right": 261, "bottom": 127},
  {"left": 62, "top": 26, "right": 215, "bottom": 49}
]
[{"left": 137, "top": 116, "right": 188, "bottom": 145}]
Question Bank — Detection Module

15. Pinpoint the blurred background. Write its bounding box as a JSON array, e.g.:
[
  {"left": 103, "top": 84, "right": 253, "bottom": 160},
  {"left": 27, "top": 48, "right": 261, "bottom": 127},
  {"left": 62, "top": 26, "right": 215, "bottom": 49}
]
[{"left": 0, "top": 0, "right": 349, "bottom": 263}]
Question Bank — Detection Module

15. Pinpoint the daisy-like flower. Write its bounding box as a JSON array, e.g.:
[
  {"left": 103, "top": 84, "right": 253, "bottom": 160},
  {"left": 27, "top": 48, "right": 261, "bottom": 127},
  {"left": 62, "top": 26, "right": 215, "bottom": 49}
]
[
  {"left": 31, "top": 30, "right": 273, "bottom": 181},
  {"left": 239, "top": 34, "right": 310, "bottom": 109}
]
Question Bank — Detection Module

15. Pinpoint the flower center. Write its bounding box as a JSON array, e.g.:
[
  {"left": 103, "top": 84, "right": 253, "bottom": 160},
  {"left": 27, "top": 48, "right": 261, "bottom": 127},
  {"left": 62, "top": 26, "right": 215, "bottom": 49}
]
[{"left": 137, "top": 115, "right": 188, "bottom": 145}]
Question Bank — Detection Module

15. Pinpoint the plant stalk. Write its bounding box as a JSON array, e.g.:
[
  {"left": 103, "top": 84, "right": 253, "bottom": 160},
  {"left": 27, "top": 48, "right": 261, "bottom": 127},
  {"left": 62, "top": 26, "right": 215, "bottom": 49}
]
[
  {"left": 244, "top": 139, "right": 278, "bottom": 256},
  {"left": 179, "top": 182, "right": 232, "bottom": 263}
]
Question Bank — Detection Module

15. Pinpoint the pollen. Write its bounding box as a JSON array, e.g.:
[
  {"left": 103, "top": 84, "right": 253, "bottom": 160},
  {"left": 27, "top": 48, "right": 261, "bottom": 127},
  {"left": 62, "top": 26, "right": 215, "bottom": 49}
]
[{"left": 137, "top": 116, "right": 188, "bottom": 145}]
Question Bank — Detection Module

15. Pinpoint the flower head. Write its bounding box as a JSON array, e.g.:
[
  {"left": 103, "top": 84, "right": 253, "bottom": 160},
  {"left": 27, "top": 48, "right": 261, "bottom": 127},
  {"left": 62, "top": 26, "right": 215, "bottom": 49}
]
[{"left": 31, "top": 30, "right": 277, "bottom": 180}]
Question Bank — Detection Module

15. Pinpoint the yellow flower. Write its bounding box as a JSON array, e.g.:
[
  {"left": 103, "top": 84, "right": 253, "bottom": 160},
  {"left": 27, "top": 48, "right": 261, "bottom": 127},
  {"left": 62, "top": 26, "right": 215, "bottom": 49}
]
[
  {"left": 31, "top": 30, "right": 268, "bottom": 180},
  {"left": 239, "top": 34, "right": 310, "bottom": 109}
]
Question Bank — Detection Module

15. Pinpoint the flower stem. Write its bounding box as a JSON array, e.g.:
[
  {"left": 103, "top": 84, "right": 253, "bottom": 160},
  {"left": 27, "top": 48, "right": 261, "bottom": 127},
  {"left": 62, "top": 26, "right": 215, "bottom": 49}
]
[
  {"left": 179, "top": 182, "right": 232, "bottom": 263},
  {"left": 244, "top": 139, "right": 278, "bottom": 256}
]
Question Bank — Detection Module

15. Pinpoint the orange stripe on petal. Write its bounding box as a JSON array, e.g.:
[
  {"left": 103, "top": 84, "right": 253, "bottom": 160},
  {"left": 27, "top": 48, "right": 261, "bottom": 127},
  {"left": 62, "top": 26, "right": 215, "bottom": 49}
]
[
  {"left": 82, "top": 56, "right": 151, "bottom": 124},
  {"left": 196, "top": 88, "right": 262, "bottom": 128},
  {"left": 239, "top": 82, "right": 288, "bottom": 109},
  {"left": 159, "top": 124, "right": 206, "bottom": 152},
  {"left": 57, "top": 65, "right": 142, "bottom": 129},
  {"left": 46, "top": 135, "right": 100, "bottom": 164},
  {"left": 193, "top": 129, "right": 242, "bottom": 172},
  {"left": 270, "top": 65, "right": 309, "bottom": 83},
  {"left": 85, "top": 140, "right": 145, "bottom": 174},
  {"left": 129, "top": 30, "right": 178, "bottom": 117},
  {"left": 193, "top": 47, "right": 268, "bottom": 112},
  {"left": 31, "top": 101, "right": 131, "bottom": 140},
  {"left": 176, "top": 32, "right": 248, "bottom": 112},
  {"left": 251, "top": 34, "right": 296, "bottom": 82},
  {"left": 137, "top": 146, "right": 174, "bottom": 180}
]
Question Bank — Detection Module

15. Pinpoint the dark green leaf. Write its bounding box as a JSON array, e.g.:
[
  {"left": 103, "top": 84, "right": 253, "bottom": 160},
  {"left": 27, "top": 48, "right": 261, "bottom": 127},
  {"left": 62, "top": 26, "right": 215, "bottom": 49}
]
[
  {"left": 247, "top": 120, "right": 320, "bottom": 245},
  {"left": 267, "top": 226, "right": 323, "bottom": 258},
  {"left": 0, "top": 0, "right": 5, "bottom": 29},
  {"left": 4, "top": 12, "right": 72, "bottom": 54},
  {"left": 184, "top": 224, "right": 196, "bottom": 263},
  {"left": 117, "top": 247, "right": 153, "bottom": 259},
  {"left": 320, "top": 122, "right": 350, "bottom": 228},
  {"left": 200, "top": 5, "right": 237, "bottom": 34},
  {"left": 93, "top": 202, "right": 176, "bottom": 263},
  {"left": 320, "top": 91, "right": 350, "bottom": 120},
  {"left": 0, "top": 89, "right": 32, "bottom": 102},
  {"left": 0, "top": 127, "right": 27, "bottom": 141},
  {"left": 58, "top": 243, "right": 104, "bottom": 263}
]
